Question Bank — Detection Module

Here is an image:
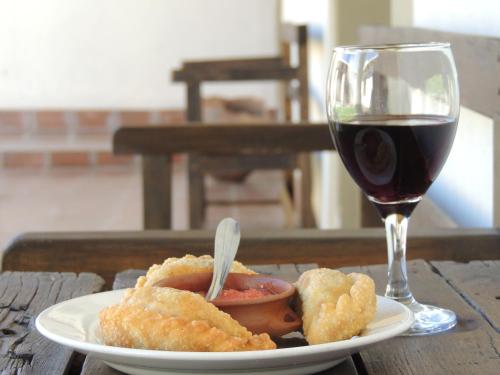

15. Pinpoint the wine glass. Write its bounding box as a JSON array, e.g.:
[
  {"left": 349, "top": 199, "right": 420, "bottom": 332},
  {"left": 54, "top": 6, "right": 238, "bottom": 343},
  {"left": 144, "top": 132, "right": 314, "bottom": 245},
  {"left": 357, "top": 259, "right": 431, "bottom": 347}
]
[{"left": 326, "top": 43, "right": 459, "bottom": 335}]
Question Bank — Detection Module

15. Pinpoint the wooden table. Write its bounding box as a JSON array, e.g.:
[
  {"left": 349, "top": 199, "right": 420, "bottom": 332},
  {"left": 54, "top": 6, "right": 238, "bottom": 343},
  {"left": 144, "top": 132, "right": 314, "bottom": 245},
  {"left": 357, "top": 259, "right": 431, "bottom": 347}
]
[{"left": 1, "top": 260, "right": 498, "bottom": 374}]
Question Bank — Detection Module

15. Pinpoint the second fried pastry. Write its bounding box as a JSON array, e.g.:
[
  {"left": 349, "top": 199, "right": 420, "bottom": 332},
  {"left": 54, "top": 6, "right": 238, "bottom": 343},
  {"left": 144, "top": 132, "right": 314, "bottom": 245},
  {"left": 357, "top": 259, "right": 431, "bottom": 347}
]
[{"left": 295, "top": 268, "right": 376, "bottom": 344}]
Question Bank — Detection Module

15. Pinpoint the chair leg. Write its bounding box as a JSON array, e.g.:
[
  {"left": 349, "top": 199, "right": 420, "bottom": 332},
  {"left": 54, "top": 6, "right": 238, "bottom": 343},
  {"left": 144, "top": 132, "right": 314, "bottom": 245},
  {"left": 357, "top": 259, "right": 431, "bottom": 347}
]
[
  {"left": 142, "top": 156, "right": 172, "bottom": 229},
  {"left": 185, "top": 81, "right": 205, "bottom": 229},
  {"left": 188, "top": 155, "right": 205, "bottom": 229},
  {"left": 298, "top": 153, "right": 316, "bottom": 228}
]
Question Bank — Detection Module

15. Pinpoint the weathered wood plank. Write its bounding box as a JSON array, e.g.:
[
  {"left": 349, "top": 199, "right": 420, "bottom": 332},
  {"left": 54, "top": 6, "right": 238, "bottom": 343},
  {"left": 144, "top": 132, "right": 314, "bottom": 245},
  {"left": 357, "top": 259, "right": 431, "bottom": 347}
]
[
  {"left": 318, "top": 357, "right": 359, "bottom": 375},
  {"left": 114, "top": 123, "right": 332, "bottom": 156},
  {"left": 4, "top": 228, "right": 499, "bottom": 288},
  {"left": 112, "top": 269, "right": 145, "bottom": 290},
  {"left": 431, "top": 260, "right": 500, "bottom": 332},
  {"left": 0, "top": 272, "right": 104, "bottom": 375},
  {"left": 340, "top": 260, "right": 500, "bottom": 375},
  {"left": 250, "top": 263, "right": 306, "bottom": 283},
  {"left": 81, "top": 357, "right": 121, "bottom": 375}
]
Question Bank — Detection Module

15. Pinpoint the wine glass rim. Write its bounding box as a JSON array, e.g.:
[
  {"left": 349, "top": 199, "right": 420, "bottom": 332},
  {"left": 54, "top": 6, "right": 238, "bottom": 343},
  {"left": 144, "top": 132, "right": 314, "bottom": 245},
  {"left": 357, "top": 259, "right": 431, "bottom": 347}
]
[{"left": 334, "top": 42, "right": 450, "bottom": 52}]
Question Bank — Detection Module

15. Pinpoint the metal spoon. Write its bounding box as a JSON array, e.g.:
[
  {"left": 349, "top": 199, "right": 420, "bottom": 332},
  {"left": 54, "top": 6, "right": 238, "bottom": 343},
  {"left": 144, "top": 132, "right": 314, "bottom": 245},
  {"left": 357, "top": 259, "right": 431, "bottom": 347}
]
[{"left": 205, "top": 218, "right": 241, "bottom": 301}]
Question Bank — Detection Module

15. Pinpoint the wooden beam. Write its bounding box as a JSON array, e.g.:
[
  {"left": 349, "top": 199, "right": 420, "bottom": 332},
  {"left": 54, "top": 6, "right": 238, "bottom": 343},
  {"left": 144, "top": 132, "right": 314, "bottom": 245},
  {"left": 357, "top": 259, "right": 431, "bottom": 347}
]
[
  {"left": 4, "top": 228, "right": 499, "bottom": 288},
  {"left": 114, "top": 123, "right": 333, "bottom": 156}
]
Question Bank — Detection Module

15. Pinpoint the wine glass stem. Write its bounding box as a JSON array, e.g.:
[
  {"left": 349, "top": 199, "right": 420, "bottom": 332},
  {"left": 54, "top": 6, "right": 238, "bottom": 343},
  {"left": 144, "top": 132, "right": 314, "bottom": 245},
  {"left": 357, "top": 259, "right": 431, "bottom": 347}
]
[{"left": 384, "top": 213, "right": 415, "bottom": 305}]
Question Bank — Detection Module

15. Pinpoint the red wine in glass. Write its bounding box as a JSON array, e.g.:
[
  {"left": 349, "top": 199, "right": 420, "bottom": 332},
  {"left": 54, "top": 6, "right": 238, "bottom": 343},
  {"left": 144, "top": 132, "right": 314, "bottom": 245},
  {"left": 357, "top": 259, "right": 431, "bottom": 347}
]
[
  {"left": 327, "top": 43, "right": 460, "bottom": 335},
  {"left": 331, "top": 114, "right": 457, "bottom": 217}
]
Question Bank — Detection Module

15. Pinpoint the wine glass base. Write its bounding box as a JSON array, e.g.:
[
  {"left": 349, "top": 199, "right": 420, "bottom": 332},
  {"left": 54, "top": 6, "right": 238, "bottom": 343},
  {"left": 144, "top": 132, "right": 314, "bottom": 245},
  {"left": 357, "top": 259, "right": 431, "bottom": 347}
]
[{"left": 402, "top": 301, "right": 457, "bottom": 336}]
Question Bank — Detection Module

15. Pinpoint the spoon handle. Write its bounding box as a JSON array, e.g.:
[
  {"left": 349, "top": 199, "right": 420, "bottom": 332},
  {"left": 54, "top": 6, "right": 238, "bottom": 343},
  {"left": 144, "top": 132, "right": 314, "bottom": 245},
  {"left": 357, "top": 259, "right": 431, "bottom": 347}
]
[{"left": 206, "top": 218, "right": 241, "bottom": 301}]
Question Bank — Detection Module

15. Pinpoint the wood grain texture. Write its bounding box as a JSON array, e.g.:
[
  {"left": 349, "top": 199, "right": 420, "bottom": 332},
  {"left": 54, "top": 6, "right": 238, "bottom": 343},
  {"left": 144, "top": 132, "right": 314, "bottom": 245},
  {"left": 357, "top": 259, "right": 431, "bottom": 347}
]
[
  {"left": 340, "top": 260, "right": 500, "bottom": 375},
  {"left": 0, "top": 272, "right": 104, "bottom": 374},
  {"left": 114, "top": 123, "right": 332, "bottom": 156},
  {"left": 4, "top": 228, "right": 500, "bottom": 288},
  {"left": 112, "top": 269, "right": 145, "bottom": 290},
  {"left": 359, "top": 26, "right": 500, "bottom": 118},
  {"left": 431, "top": 260, "right": 500, "bottom": 332},
  {"left": 142, "top": 156, "right": 171, "bottom": 229},
  {"left": 81, "top": 357, "right": 122, "bottom": 375}
]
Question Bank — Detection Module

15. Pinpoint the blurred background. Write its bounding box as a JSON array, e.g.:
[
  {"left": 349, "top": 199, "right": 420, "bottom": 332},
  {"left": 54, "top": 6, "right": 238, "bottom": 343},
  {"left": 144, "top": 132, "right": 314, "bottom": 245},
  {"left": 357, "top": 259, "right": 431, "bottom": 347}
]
[{"left": 1, "top": 0, "right": 499, "bottom": 251}]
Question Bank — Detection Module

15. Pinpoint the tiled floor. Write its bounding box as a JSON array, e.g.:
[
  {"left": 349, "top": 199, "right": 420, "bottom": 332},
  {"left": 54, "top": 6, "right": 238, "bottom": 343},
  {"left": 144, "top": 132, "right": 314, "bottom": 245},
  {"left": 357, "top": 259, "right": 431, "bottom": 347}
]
[
  {"left": 0, "top": 168, "right": 142, "bottom": 250},
  {"left": 0, "top": 158, "right": 288, "bottom": 253},
  {"left": 0, "top": 157, "right": 455, "bottom": 258}
]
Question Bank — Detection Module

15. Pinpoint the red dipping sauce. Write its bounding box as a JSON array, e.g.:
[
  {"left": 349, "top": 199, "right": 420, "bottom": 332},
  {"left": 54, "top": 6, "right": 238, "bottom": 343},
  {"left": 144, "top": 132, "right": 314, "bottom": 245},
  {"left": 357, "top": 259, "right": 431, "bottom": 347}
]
[
  {"left": 196, "top": 287, "right": 273, "bottom": 301},
  {"left": 154, "top": 272, "right": 301, "bottom": 336},
  {"left": 217, "top": 288, "right": 272, "bottom": 301}
]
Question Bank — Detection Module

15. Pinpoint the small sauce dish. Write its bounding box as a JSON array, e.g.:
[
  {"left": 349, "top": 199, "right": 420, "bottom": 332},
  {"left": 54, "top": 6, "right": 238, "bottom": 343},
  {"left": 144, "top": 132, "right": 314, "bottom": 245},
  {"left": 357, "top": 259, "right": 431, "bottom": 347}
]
[{"left": 154, "top": 272, "right": 301, "bottom": 337}]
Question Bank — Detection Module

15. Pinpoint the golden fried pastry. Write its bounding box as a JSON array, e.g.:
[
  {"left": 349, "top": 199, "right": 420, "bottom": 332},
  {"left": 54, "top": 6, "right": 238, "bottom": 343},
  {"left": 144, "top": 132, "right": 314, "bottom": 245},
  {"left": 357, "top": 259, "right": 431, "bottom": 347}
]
[
  {"left": 136, "top": 254, "right": 255, "bottom": 288},
  {"left": 100, "top": 286, "right": 276, "bottom": 352},
  {"left": 295, "top": 268, "right": 376, "bottom": 345}
]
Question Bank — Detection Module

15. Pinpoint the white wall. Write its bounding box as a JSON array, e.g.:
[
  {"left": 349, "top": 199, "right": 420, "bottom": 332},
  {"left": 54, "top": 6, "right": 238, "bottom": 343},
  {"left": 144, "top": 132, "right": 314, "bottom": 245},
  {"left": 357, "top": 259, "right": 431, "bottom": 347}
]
[
  {"left": 411, "top": 0, "right": 500, "bottom": 227},
  {"left": 413, "top": 0, "right": 500, "bottom": 37},
  {"left": 0, "top": 0, "right": 279, "bottom": 109},
  {"left": 428, "top": 108, "right": 493, "bottom": 226}
]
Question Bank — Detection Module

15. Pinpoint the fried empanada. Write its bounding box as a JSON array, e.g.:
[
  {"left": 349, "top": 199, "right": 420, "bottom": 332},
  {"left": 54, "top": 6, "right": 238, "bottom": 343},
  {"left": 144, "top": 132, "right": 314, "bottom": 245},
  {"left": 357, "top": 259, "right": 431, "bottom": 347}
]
[
  {"left": 135, "top": 254, "right": 255, "bottom": 288},
  {"left": 295, "top": 268, "right": 376, "bottom": 344},
  {"left": 100, "top": 286, "right": 276, "bottom": 352}
]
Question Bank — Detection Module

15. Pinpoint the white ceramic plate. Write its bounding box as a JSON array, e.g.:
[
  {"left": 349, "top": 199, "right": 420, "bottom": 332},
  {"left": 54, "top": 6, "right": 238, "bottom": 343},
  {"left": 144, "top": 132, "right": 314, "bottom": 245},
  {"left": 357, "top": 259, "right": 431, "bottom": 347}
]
[{"left": 36, "top": 290, "right": 413, "bottom": 375}]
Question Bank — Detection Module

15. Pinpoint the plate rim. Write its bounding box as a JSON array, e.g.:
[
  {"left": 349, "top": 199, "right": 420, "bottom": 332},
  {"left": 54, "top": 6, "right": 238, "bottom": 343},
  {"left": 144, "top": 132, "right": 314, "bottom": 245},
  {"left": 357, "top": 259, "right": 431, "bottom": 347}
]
[{"left": 36, "top": 289, "right": 414, "bottom": 361}]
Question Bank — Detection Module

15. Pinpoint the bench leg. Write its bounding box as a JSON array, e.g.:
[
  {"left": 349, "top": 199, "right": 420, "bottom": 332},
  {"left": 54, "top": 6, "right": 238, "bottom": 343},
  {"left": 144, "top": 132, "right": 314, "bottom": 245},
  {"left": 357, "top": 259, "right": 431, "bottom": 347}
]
[
  {"left": 298, "top": 153, "right": 316, "bottom": 228},
  {"left": 189, "top": 155, "right": 205, "bottom": 229},
  {"left": 142, "top": 156, "right": 172, "bottom": 229}
]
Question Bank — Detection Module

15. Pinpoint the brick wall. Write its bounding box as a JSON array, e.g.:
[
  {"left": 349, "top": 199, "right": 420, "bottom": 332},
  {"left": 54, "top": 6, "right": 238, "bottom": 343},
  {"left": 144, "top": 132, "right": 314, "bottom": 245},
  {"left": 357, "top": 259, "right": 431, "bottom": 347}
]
[
  {"left": 0, "top": 109, "right": 185, "bottom": 169},
  {"left": 0, "top": 109, "right": 185, "bottom": 136},
  {"left": 0, "top": 98, "right": 275, "bottom": 169}
]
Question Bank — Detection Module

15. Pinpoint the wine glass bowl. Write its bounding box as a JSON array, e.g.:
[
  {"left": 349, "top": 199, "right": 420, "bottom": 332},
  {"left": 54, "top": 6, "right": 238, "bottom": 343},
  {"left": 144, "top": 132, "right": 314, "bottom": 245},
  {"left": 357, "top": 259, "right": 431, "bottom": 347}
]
[{"left": 326, "top": 43, "right": 459, "bottom": 335}]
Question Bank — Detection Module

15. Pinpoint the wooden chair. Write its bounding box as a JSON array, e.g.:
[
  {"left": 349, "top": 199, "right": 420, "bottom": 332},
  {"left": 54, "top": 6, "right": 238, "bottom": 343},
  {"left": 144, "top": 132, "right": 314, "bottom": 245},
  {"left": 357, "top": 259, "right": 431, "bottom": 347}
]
[
  {"left": 173, "top": 23, "right": 312, "bottom": 228},
  {"left": 4, "top": 227, "right": 499, "bottom": 288},
  {"left": 114, "top": 122, "right": 331, "bottom": 229}
]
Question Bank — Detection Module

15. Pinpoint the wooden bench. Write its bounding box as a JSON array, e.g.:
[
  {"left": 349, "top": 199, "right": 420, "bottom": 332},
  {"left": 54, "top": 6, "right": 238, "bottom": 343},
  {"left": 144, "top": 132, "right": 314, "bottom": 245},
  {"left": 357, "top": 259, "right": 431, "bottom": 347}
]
[
  {"left": 113, "top": 122, "right": 332, "bottom": 229},
  {"left": 4, "top": 227, "right": 499, "bottom": 288}
]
